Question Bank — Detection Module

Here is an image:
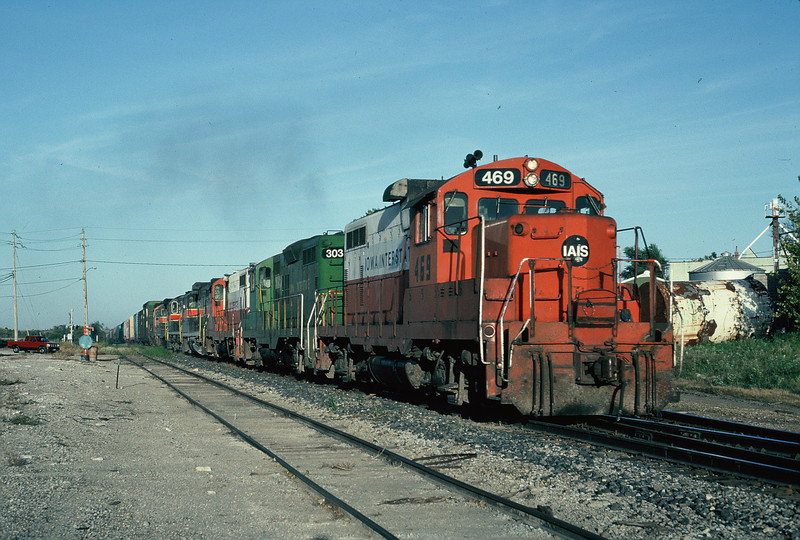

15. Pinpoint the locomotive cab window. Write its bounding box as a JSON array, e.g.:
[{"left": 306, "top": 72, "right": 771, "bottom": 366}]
[
  {"left": 443, "top": 191, "right": 468, "bottom": 235},
  {"left": 213, "top": 284, "right": 224, "bottom": 302},
  {"left": 478, "top": 197, "right": 519, "bottom": 222},
  {"left": 524, "top": 199, "right": 566, "bottom": 214},
  {"left": 576, "top": 195, "right": 602, "bottom": 215},
  {"left": 259, "top": 267, "right": 271, "bottom": 289},
  {"left": 415, "top": 203, "right": 432, "bottom": 244}
]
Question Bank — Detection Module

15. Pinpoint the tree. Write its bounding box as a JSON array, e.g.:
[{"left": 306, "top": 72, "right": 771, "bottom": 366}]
[
  {"left": 620, "top": 243, "right": 668, "bottom": 280},
  {"left": 777, "top": 178, "right": 800, "bottom": 326}
]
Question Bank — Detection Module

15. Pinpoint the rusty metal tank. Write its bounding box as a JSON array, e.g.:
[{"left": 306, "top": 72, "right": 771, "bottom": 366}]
[{"left": 671, "top": 277, "right": 774, "bottom": 346}]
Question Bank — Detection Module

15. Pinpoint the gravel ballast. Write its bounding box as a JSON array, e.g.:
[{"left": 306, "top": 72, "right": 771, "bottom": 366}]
[{"left": 2, "top": 349, "right": 799, "bottom": 539}]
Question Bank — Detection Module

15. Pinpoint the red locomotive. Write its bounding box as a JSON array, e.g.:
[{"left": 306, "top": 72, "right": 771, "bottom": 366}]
[{"left": 311, "top": 153, "right": 675, "bottom": 416}]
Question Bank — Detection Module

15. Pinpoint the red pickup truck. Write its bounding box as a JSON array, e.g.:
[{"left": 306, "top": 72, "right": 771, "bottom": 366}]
[{"left": 8, "top": 335, "right": 60, "bottom": 353}]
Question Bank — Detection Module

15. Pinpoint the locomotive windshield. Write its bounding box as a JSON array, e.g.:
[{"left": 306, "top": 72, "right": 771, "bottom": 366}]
[
  {"left": 477, "top": 194, "right": 601, "bottom": 222},
  {"left": 576, "top": 195, "right": 602, "bottom": 215},
  {"left": 478, "top": 197, "right": 519, "bottom": 222},
  {"left": 524, "top": 199, "right": 566, "bottom": 214}
]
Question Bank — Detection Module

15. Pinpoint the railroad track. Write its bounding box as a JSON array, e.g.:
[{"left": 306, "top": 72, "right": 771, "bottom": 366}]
[
  {"left": 527, "top": 411, "right": 800, "bottom": 487},
  {"left": 123, "top": 354, "right": 601, "bottom": 540}
]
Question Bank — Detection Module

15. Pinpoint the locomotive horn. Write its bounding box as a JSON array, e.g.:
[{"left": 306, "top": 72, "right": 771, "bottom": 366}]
[{"left": 463, "top": 149, "right": 483, "bottom": 168}]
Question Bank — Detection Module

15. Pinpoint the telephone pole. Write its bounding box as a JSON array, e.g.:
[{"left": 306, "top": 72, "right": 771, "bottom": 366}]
[
  {"left": 12, "top": 231, "right": 18, "bottom": 341},
  {"left": 82, "top": 228, "right": 88, "bottom": 331},
  {"left": 766, "top": 199, "right": 784, "bottom": 273}
]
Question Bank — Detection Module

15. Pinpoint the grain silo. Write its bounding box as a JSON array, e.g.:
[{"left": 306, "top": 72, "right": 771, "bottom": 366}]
[{"left": 688, "top": 252, "right": 765, "bottom": 281}]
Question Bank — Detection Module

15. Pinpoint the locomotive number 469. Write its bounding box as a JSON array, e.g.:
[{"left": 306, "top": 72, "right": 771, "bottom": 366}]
[
  {"left": 414, "top": 254, "right": 431, "bottom": 282},
  {"left": 540, "top": 170, "right": 571, "bottom": 189},
  {"left": 475, "top": 168, "right": 521, "bottom": 186}
]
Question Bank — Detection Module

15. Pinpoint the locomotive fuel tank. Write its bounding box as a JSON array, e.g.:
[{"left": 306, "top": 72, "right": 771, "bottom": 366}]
[{"left": 367, "top": 356, "right": 425, "bottom": 390}]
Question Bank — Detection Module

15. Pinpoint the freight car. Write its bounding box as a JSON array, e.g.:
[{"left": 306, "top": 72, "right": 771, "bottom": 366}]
[
  {"left": 124, "top": 153, "right": 675, "bottom": 417},
  {"left": 137, "top": 300, "right": 162, "bottom": 345}
]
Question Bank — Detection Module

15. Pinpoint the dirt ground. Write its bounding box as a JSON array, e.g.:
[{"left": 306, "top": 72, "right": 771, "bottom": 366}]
[
  {"left": 2, "top": 348, "right": 798, "bottom": 539},
  {"left": 0, "top": 351, "right": 369, "bottom": 539}
]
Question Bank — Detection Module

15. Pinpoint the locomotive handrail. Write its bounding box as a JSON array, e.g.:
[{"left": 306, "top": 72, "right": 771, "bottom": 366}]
[
  {"left": 616, "top": 226, "right": 655, "bottom": 297},
  {"left": 309, "top": 287, "right": 345, "bottom": 368},
  {"left": 614, "top": 257, "right": 662, "bottom": 341},
  {"left": 497, "top": 256, "right": 570, "bottom": 385},
  {"left": 478, "top": 216, "right": 487, "bottom": 366},
  {"left": 259, "top": 294, "right": 304, "bottom": 355},
  {"left": 307, "top": 291, "right": 320, "bottom": 362},
  {"left": 436, "top": 214, "right": 483, "bottom": 289}
]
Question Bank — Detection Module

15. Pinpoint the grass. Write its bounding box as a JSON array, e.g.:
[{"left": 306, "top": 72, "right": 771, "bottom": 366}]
[{"left": 678, "top": 333, "right": 800, "bottom": 401}]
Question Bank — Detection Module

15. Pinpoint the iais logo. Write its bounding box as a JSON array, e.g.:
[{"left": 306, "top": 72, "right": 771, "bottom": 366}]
[{"left": 561, "top": 235, "right": 590, "bottom": 266}]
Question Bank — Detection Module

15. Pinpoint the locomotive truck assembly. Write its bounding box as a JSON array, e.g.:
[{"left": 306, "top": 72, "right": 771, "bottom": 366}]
[{"left": 119, "top": 153, "right": 676, "bottom": 417}]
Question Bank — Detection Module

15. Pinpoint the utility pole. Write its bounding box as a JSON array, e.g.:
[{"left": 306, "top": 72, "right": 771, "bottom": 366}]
[
  {"left": 82, "top": 228, "right": 88, "bottom": 331},
  {"left": 12, "top": 231, "right": 18, "bottom": 341},
  {"left": 766, "top": 199, "right": 784, "bottom": 273}
]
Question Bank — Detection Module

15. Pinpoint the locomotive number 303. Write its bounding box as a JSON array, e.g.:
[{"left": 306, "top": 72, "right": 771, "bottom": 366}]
[{"left": 323, "top": 248, "right": 344, "bottom": 259}]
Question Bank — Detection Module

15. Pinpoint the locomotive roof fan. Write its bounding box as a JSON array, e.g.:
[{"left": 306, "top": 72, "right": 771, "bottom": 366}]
[{"left": 463, "top": 149, "right": 483, "bottom": 168}]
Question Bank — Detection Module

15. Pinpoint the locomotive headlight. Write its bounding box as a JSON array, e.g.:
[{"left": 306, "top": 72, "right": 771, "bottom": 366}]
[
  {"left": 524, "top": 158, "right": 538, "bottom": 171},
  {"left": 512, "top": 222, "right": 530, "bottom": 236},
  {"left": 523, "top": 172, "right": 539, "bottom": 187}
]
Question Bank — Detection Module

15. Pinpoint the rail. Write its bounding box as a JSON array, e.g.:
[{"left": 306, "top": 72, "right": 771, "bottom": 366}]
[
  {"left": 528, "top": 413, "right": 800, "bottom": 487},
  {"left": 125, "top": 353, "right": 603, "bottom": 539}
]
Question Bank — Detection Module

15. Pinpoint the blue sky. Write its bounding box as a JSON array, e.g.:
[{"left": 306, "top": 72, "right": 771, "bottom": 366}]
[{"left": 1, "top": 1, "right": 798, "bottom": 331}]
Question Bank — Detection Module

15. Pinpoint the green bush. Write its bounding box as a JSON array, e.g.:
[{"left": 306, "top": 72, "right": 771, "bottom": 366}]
[{"left": 680, "top": 333, "right": 800, "bottom": 394}]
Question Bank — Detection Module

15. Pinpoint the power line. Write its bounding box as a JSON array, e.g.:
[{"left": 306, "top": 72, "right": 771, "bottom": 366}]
[
  {"left": 14, "top": 233, "right": 81, "bottom": 243},
  {"left": 89, "top": 237, "right": 287, "bottom": 244},
  {"left": 0, "top": 261, "right": 80, "bottom": 271},
  {"left": 0, "top": 279, "right": 83, "bottom": 299},
  {"left": 85, "top": 226, "right": 316, "bottom": 233},
  {"left": 20, "top": 246, "right": 81, "bottom": 252},
  {"left": 87, "top": 259, "right": 242, "bottom": 268}
]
